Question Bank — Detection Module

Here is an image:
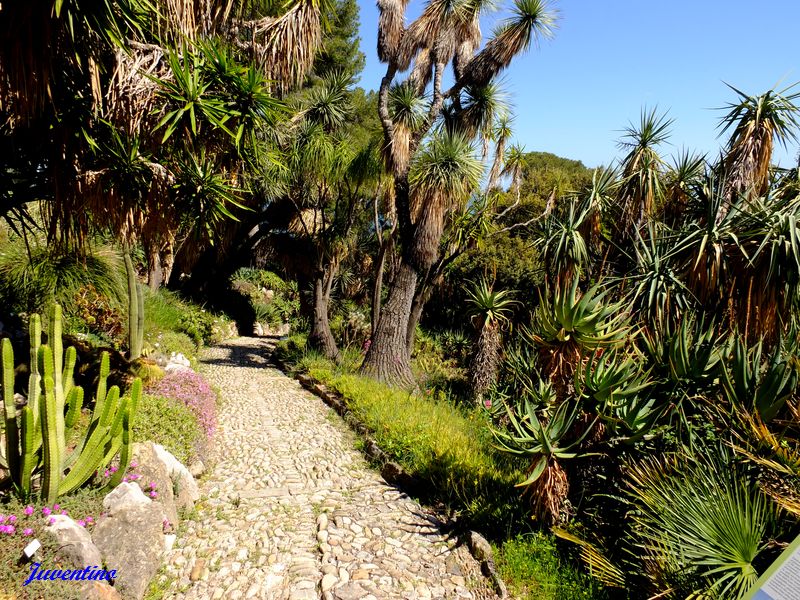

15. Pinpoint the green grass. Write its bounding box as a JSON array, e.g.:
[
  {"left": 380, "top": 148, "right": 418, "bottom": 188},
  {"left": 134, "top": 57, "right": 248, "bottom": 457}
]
[
  {"left": 144, "top": 288, "right": 234, "bottom": 361},
  {"left": 133, "top": 393, "right": 205, "bottom": 465},
  {"left": 495, "top": 534, "right": 609, "bottom": 600},
  {"left": 280, "top": 337, "right": 526, "bottom": 530}
]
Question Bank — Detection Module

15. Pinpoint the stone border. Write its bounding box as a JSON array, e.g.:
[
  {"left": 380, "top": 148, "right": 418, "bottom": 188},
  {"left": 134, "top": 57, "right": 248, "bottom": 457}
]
[{"left": 273, "top": 357, "right": 508, "bottom": 599}]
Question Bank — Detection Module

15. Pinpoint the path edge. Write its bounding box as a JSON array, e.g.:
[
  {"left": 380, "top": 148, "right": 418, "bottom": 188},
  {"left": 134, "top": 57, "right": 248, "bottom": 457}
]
[{"left": 271, "top": 354, "right": 508, "bottom": 599}]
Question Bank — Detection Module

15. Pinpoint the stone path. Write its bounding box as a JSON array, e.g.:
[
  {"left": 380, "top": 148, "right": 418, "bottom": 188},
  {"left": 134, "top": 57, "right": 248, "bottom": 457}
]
[{"left": 160, "top": 338, "right": 496, "bottom": 600}]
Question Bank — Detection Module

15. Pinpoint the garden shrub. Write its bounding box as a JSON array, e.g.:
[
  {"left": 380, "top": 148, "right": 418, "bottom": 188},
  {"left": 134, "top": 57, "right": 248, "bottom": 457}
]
[
  {"left": 146, "top": 370, "right": 218, "bottom": 463},
  {"left": 133, "top": 393, "right": 204, "bottom": 465},
  {"left": 230, "top": 267, "right": 300, "bottom": 328}
]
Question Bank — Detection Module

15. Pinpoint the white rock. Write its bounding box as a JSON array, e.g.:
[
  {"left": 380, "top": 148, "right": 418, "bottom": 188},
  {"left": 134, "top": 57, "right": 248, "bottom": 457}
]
[
  {"left": 153, "top": 443, "right": 201, "bottom": 502},
  {"left": 103, "top": 481, "right": 152, "bottom": 514},
  {"left": 164, "top": 534, "right": 177, "bottom": 552}
]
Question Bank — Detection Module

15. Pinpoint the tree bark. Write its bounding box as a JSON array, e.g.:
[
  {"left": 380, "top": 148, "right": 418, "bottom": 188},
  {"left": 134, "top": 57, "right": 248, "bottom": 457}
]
[
  {"left": 308, "top": 268, "right": 340, "bottom": 362},
  {"left": 147, "top": 243, "right": 162, "bottom": 291},
  {"left": 406, "top": 277, "right": 436, "bottom": 357},
  {"left": 360, "top": 261, "right": 417, "bottom": 386}
]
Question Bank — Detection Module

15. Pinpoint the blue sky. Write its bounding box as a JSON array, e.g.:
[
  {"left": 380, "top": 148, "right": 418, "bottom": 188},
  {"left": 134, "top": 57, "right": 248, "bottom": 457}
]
[{"left": 355, "top": 0, "right": 800, "bottom": 168}]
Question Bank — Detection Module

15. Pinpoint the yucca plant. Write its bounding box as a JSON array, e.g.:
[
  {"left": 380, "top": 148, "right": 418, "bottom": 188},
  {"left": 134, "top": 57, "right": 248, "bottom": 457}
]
[
  {"left": 536, "top": 197, "right": 593, "bottom": 286},
  {"left": 492, "top": 387, "right": 596, "bottom": 523},
  {"left": 466, "top": 280, "right": 518, "bottom": 404},
  {"left": 624, "top": 222, "right": 694, "bottom": 329},
  {"left": 625, "top": 448, "right": 777, "bottom": 599}
]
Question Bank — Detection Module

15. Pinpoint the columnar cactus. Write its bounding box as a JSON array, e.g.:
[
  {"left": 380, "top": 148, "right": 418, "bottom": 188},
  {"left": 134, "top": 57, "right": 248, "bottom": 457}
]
[
  {"left": 0, "top": 305, "right": 141, "bottom": 502},
  {"left": 124, "top": 252, "right": 145, "bottom": 360}
]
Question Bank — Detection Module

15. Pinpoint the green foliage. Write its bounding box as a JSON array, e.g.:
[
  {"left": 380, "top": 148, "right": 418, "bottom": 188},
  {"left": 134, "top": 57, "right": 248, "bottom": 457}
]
[
  {"left": 143, "top": 288, "right": 234, "bottom": 357},
  {"left": 625, "top": 448, "right": 777, "bottom": 599},
  {"left": 133, "top": 393, "right": 203, "bottom": 466},
  {"left": 495, "top": 533, "right": 608, "bottom": 600},
  {"left": 230, "top": 268, "right": 300, "bottom": 327},
  {"left": 278, "top": 337, "right": 524, "bottom": 529},
  {"left": 124, "top": 251, "right": 145, "bottom": 360},
  {"left": 0, "top": 238, "right": 126, "bottom": 314},
  {"left": 1, "top": 306, "right": 141, "bottom": 502},
  {"left": 530, "top": 280, "right": 631, "bottom": 350}
]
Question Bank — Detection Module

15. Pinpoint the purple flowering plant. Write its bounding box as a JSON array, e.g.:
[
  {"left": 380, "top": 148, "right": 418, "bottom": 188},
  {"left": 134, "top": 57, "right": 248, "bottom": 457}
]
[{"left": 146, "top": 370, "right": 217, "bottom": 459}]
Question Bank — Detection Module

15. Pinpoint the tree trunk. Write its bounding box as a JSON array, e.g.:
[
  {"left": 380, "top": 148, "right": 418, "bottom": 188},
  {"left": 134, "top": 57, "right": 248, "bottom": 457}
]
[
  {"left": 160, "top": 235, "right": 175, "bottom": 287},
  {"left": 147, "top": 243, "right": 162, "bottom": 291},
  {"left": 308, "top": 271, "right": 340, "bottom": 362},
  {"left": 371, "top": 236, "right": 392, "bottom": 338},
  {"left": 360, "top": 261, "right": 417, "bottom": 386},
  {"left": 406, "top": 278, "right": 435, "bottom": 357}
]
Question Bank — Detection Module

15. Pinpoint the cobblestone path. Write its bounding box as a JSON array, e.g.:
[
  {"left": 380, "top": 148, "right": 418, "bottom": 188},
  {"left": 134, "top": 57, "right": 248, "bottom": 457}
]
[{"left": 161, "top": 337, "right": 495, "bottom": 600}]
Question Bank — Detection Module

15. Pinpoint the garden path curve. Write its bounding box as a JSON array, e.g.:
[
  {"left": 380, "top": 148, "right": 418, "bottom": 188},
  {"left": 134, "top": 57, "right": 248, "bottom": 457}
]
[{"left": 160, "top": 337, "right": 496, "bottom": 600}]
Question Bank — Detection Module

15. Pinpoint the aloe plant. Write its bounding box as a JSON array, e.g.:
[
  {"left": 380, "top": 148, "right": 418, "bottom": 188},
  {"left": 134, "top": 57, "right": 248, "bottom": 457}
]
[
  {"left": 721, "top": 335, "right": 800, "bottom": 422},
  {"left": 0, "top": 305, "right": 141, "bottom": 502},
  {"left": 576, "top": 349, "right": 660, "bottom": 443}
]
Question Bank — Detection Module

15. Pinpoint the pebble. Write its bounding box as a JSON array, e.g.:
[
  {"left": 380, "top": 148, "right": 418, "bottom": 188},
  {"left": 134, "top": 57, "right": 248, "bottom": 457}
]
[{"left": 159, "top": 338, "right": 492, "bottom": 599}]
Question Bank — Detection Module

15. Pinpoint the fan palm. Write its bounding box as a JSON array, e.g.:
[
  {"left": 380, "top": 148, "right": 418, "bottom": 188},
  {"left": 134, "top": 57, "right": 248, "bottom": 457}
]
[
  {"left": 466, "top": 279, "right": 518, "bottom": 403},
  {"left": 625, "top": 449, "right": 776, "bottom": 600}
]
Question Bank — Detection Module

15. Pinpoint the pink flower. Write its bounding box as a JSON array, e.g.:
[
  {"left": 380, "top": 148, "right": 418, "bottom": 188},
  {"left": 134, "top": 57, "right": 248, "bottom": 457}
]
[
  {"left": 484, "top": 399, "right": 492, "bottom": 408},
  {"left": 110, "top": 466, "right": 118, "bottom": 473},
  {"left": 149, "top": 482, "right": 156, "bottom": 490},
  {"left": 24, "top": 506, "right": 34, "bottom": 516},
  {"left": 85, "top": 517, "right": 94, "bottom": 524},
  {"left": 41, "top": 507, "right": 51, "bottom": 516},
  {"left": 7, "top": 515, "right": 16, "bottom": 524},
  {"left": 48, "top": 517, "right": 56, "bottom": 525},
  {"left": 77, "top": 520, "right": 86, "bottom": 527},
  {"left": 52, "top": 504, "right": 60, "bottom": 511},
  {"left": 0, "top": 515, "right": 5, "bottom": 523},
  {"left": 6, "top": 526, "right": 15, "bottom": 535},
  {"left": 122, "top": 476, "right": 129, "bottom": 483},
  {"left": 149, "top": 491, "right": 158, "bottom": 499},
  {"left": 60, "top": 510, "right": 67, "bottom": 515},
  {"left": 23, "top": 528, "right": 33, "bottom": 536},
  {"left": 130, "top": 461, "right": 138, "bottom": 468},
  {"left": 104, "top": 470, "right": 110, "bottom": 478}
]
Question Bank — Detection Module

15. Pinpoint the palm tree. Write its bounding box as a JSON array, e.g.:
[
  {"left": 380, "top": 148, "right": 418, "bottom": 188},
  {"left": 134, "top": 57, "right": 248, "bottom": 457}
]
[
  {"left": 466, "top": 279, "right": 517, "bottom": 403},
  {"left": 363, "top": 0, "right": 559, "bottom": 385}
]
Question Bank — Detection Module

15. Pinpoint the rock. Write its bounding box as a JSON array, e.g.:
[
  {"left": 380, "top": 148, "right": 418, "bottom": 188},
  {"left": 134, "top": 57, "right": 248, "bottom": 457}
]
[
  {"left": 43, "top": 514, "right": 102, "bottom": 569},
  {"left": 103, "top": 482, "right": 151, "bottom": 514},
  {"left": 93, "top": 502, "right": 168, "bottom": 600},
  {"left": 188, "top": 461, "right": 205, "bottom": 478},
  {"left": 131, "top": 442, "right": 179, "bottom": 528},
  {"left": 80, "top": 580, "right": 124, "bottom": 600},
  {"left": 467, "top": 531, "right": 493, "bottom": 563},
  {"left": 190, "top": 559, "right": 206, "bottom": 581},
  {"left": 332, "top": 583, "right": 368, "bottom": 600},
  {"left": 321, "top": 573, "right": 337, "bottom": 591},
  {"left": 352, "top": 569, "right": 369, "bottom": 581},
  {"left": 152, "top": 443, "right": 200, "bottom": 512},
  {"left": 253, "top": 322, "right": 265, "bottom": 336}
]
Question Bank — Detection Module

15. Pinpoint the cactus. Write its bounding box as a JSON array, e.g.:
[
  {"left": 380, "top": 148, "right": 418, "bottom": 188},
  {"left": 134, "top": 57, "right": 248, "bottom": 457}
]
[
  {"left": 0, "top": 305, "right": 141, "bottom": 502},
  {"left": 124, "top": 252, "right": 145, "bottom": 360}
]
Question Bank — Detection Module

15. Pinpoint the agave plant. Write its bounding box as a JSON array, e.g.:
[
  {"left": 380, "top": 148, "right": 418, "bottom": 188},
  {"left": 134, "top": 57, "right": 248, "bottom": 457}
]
[
  {"left": 492, "top": 388, "right": 597, "bottom": 523},
  {"left": 466, "top": 280, "right": 518, "bottom": 404},
  {"left": 625, "top": 448, "right": 777, "bottom": 599}
]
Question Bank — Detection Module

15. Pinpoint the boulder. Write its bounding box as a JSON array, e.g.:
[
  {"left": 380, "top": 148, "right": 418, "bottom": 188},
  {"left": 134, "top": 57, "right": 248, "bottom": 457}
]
[
  {"left": 43, "top": 514, "right": 103, "bottom": 569},
  {"left": 152, "top": 443, "right": 200, "bottom": 513},
  {"left": 103, "top": 482, "right": 151, "bottom": 514},
  {"left": 131, "top": 442, "right": 178, "bottom": 529},
  {"left": 93, "top": 502, "right": 167, "bottom": 600}
]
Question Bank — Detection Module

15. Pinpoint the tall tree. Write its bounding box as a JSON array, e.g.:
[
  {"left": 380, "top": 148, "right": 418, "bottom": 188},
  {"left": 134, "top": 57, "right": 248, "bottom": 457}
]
[{"left": 362, "top": 0, "right": 558, "bottom": 385}]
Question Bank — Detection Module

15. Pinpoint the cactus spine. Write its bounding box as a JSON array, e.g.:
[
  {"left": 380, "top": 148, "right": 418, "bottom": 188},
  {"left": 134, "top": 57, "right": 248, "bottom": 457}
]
[
  {"left": 0, "top": 305, "right": 142, "bottom": 502},
  {"left": 125, "top": 252, "right": 144, "bottom": 360}
]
